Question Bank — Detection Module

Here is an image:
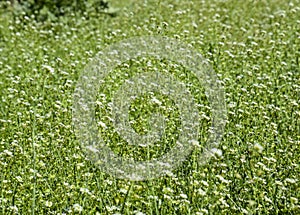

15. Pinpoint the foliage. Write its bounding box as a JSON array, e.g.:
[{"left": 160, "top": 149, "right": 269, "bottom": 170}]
[
  {"left": 1, "top": 0, "right": 111, "bottom": 21},
  {"left": 0, "top": 0, "right": 299, "bottom": 214}
]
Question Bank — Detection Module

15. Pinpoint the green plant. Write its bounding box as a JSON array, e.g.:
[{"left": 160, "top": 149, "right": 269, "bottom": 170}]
[
  {"left": 0, "top": 0, "right": 299, "bottom": 214},
  {"left": 5, "top": 0, "right": 110, "bottom": 21}
]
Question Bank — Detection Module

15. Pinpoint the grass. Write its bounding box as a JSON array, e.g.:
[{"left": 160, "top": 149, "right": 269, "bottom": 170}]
[{"left": 0, "top": 0, "right": 299, "bottom": 214}]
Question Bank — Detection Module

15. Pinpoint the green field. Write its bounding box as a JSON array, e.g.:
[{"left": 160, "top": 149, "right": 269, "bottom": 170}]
[{"left": 0, "top": 0, "right": 299, "bottom": 214}]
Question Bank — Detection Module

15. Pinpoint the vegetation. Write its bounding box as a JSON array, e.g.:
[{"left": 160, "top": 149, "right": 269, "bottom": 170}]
[
  {"left": 0, "top": 0, "right": 299, "bottom": 214},
  {"left": 1, "top": 0, "right": 112, "bottom": 21}
]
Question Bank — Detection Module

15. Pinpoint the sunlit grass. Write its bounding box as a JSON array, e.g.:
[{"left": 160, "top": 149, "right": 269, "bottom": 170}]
[{"left": 0, "top": 0, "right": 299, "bottom": 214}]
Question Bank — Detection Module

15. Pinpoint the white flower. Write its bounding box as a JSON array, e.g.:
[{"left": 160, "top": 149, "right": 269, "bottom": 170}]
[
  {"left": 9, "top": 205, "right": 18, "bottom": 213},
  {"left": 162, "top": 187, "right": 174, "bottom": 193},
  {"left": 179, "top": 193, "right": 188, "bottom": 199},
  {"left": 135, "top": 212, "right": 146, "bottom": 215},
  {"left": 97, "top": 121, "right": 107, "bottom": 129},
  {"left": 15, "top": 176, "right": 23, "bottom": 183},
  {"left": 264, "top": 196, "right": 272, "bottom": 203},
  {"left": 119, "top": 188, "right": 128, "bottom": 194},
  {"left": 163, "top": 194, "right": 171, "bottom": 200},
  {"left": 211, "top": 148, "right": 223, "bottom": 157},
  {"left": 86, "top": 145, "right": 99, "bottom": 153},
  {"left": 197, "top": 188, "right": 206, "bottom": 196},
  {"left": 253, "top": 143, "right": 264, "bottom": 153},
  {"left": 42, "top": 65, "right": 54, "bottom": 74},
  {"left": 80, "top": 187, "right": 91, "bottom": 195},
  {"left": 151, "top": 97, "right": 162, "bottom": 105},
  {"left": 3, "top": 150, "right": 13, "bottom": 156},
  {"left": 45, "top": 201, "right": 53, "bottom": 207},
  {"left": 190, "top": 140, "right": 200, "bottom": 147},
  {"left": 200, "top": 180, "right": 209, "bottom": 187},
  {"left": 198, "top": 209, "right": 209, "bottom": 214},
  {"left": 285, "top": 178, "right": 297, "bottom": 184},
  {"left": 216, "top": 175, "right": 231, "bottom": 184},
  {"left": 73, "top": 204, "right": 83, "bottom": 212}
]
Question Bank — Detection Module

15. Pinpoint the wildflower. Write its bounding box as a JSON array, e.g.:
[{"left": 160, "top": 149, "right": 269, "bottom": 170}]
[
  {"left": 211, "top": 148, "right": 223, "bottom": 157},
  {"left": 80, "top": 187, "right": 91, "bottom": 195},
  {"left": 197, "top": 188, "right": 206, "bottom": 196},
  {"left": 200, "top": 180, "right": 209, "bottom": 187},
  {"left": 97, "top": 121, "right": 107, "bottom": 129},
  {"left": 134, "top": 211, "right": 146, "bottom": 215},
  {"left": 179, "top": 193, "right": 188, "bottom": 199},
  {"left": 9, "top": 205, "right": 18, "bottom": 213},
  {"left": 162, "top": 187, "right": 174, "bottom": 193},
  {"left": 15, "top": 176, "right": 23, "bottom": 183},
  {"left": 73, "top": 204, "right": 83, "bottom": 212},
  {"left": 163, "top": 194, "right": 171, "bottom": 200},
  {"left": 253, "top": 143, "right": 264, "bottom": 153},
  {"left": 190, "top": 139, "right": 200, "bottom": 147},
  {"left": 216, "top": 175, "right": 231, "bottom": 184},
  {"left": 197, "top": 209, "right": 209, "bottom": 214},
  {"left": 45, "top": 201, "right": 53, "bottom": 207},
  {"left": 3, "top": 150, "right": 13, "bottom": 156},
  {"left": 285, "top": 178, "right": 297, "bottom": 184},
  {"left": 119, "top": 188, "right": 128, "bottom": 194},
  {"left": 42, "top": 65, "right": 54, "bottom": 74},
  {"left": 151, "top": 97, "right": 162, "bottom": 105}
]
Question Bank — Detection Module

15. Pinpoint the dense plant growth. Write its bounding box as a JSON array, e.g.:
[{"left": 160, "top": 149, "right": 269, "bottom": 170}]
[
  {"left": 0, "top": 0, "right": 299, "bottom": 214},
  {"left": 1, "top": 0, "right": 111, "bottom": 21}
]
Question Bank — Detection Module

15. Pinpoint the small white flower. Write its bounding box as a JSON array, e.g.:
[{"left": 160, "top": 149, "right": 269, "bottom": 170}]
[
  {"left": 163, "top": 194, "right": 171, "bottom": 200},
  {"left": 264, "top": 196, "right": 272, "bottom": 203},
  {"left": 76, "top": 163, "right": 85, "bottom": 169},
  {"left": 106, "top": 205, "right": 119, "bottom": 212},
  {"left": 45, "top": 201, "right": 53, "bottom": 207},
  {"left": 42, "top": 65, "right": 54, "bottom": 74},
  {"left": 80, "top": 187, "right": 91, "bottom": 195},
  {"left": 151, "top": 97, "right": 162, "bottom": 105},
  {"left": 162, "top": 187, "right": 174, "bottom": 193},
  {"left": 97, "top": 121, "right": 107, "bottom": 129},
  {"left": 86, "top": 145, "right": 99, "bottom": 153},
  {"left": 119, "top": 188, "right": 128, "bottom": 194},
  {"left": 4, "top": 150, "right": 13, "bottom": 156},
  {"left": 9, "top": 205, "right": 18, "bottom": 212},
  {"left": 73, "top": 203, "right": 83, "bottom": 212},
  {"left": 253, "top": 143, "right": 264, "bottom": 153},
  {"left": 190, "top": 140, "right": 200, "bottom": 147},
  {"left": 285, "top": 178, "right": 297, "bottom": 184},
  {"left": 104, "top": 179, "right": 113, "bottom": 185},
  {"left": 15, "top": 176, "right": 23, "bottom": 183},
  {"left": 200, "top": 180, "right": 209, "bottom": 187},
  {"left": 211, "top": 148, "right": 223, "bottom": 157},
  {"left": 135, "top": 212, "right": 146, "bottom": 215},
  {"left": 197, "top": 188, "right": 206, "bottom": 196},
  {"left": 216, "top": 175, "right": 231, "bottom": 184},
  {"left": 179, "top": 193, "right": 188, "bottom": 199},
  {"left": 198, "top": 209, "right": 209, "bottom": 214}
]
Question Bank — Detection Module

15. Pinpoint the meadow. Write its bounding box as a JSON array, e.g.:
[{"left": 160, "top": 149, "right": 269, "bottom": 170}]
[{"left": 0, "top": 0, "right": 299, "bottom": 214}]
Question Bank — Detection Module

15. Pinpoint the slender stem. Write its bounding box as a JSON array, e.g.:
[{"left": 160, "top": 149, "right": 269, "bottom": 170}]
[
  {"left": 120, "top": 183, "right": 132, "bottom": 214},
  {"left": 31, "top": 110, "right": 37, "bottom": 215}
]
